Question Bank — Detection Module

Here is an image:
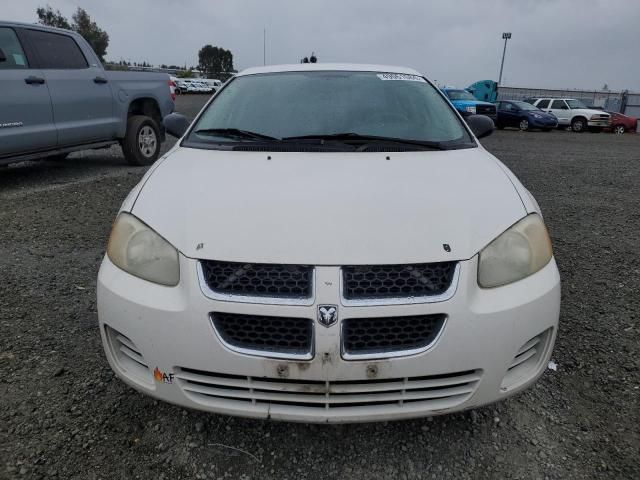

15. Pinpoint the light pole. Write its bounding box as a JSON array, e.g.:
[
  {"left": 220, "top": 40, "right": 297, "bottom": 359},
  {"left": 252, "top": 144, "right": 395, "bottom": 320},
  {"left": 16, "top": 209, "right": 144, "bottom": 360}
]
[{"left": 498, "top": 32, "right": 511, "bottom": 85}]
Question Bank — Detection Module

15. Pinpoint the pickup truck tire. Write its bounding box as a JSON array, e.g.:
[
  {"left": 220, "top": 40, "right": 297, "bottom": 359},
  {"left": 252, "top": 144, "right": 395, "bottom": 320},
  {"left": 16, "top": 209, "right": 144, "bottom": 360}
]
[
  {"left": 123, "top": 115, "right": 161, "bottom": 166},
  {"left": 571, "top": 117, "right": 587, "bottom": 133}
]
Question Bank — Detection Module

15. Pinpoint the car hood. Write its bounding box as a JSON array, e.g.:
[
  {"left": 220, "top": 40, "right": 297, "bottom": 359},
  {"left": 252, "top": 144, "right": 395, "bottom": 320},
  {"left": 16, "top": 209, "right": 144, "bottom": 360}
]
[
  {"left": 528, "top": 111, "right": 556, "bottom": 119},
  {"left": 130, "top": 147, "right": 526, "bottom": 264},
  {"left": 575, "top": 108, "right": 610, "bottom": 117},
  {"left": 450, "top": 99, "right": 493, "bottom": 107}
]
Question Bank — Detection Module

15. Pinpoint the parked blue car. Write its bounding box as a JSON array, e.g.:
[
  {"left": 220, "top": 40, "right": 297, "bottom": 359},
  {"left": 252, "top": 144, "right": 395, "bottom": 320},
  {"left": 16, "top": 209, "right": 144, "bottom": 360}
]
[
  {"left": 441, "top": 88, "right": 497, "bottom": 120},
  {"left": 495, "top": 100, "right": 558, "bottom": 131}
]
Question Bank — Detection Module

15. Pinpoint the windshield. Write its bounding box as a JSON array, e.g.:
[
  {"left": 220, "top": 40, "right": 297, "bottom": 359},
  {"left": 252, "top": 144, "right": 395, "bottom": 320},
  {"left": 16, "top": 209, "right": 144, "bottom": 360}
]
[
  {"left": 566, "top": 99, "right": 588, "bottom": 109},
  {"left": 445, "top": 89, "right": 476, "bottom": 101},
  {"left": 186, "top": 71, "right": 474, "bottom": 149},
  {"left": 512, "top": 101, "right": 538, "bottom": 111}
]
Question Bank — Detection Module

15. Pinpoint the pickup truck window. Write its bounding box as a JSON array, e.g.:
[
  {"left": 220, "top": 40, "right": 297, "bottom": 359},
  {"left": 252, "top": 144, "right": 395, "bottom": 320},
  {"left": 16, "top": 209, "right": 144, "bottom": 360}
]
[
  {"left": 23, "top": 29, "right": 88, "bottom": 69},
  {"left": 550, "top": 100, "right": 568, "bottom": 110},
  {"left": 536, "top": 99, "right": 550, "bottom": 109},
  {"left": 0, "top": 28, "right": 28, "bottom": 69},
  {"left": 188, "top": 71, "right": 474, "bottom": 149},
  {"left": 566, "top": 99, "right": 588, "bottom": 109}
]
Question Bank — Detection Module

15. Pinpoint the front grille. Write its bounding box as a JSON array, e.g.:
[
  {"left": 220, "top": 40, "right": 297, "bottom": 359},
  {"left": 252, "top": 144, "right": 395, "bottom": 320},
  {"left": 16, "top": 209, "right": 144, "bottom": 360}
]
[
  {"left": 175, "top": 368, "right": 482, "bottom": 413},
  {"left": 476, "top": 104, "right": 496, "bottom": 115},
  {"left": 342, "top": 262, "right": 456, "bottom": 300},
  {"left": 200, "top": 260, "right": 313, "bottom": 299},
  {"left": 342, "top": 314, "right": 446, "bottom": 357},
  {"left": 211, "top": 312, "right": 313, "bottom": 357}
]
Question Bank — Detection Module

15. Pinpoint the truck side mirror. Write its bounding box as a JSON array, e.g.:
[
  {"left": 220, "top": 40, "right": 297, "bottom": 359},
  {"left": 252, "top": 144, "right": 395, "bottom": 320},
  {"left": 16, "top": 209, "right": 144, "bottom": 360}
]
[
  {"left": 466, "top": 114, "right": 494, "bottom": 139},
  {"left": 0, "top": 48, "right": 7, "bottom": 62},
  {"left": 163, "top": 113, "right": 190, "bottom": 138}
]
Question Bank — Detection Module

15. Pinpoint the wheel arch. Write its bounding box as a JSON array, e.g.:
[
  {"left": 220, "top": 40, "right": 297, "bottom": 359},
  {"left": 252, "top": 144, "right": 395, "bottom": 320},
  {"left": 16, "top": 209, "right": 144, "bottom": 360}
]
[{"left": 127, "top": 97, "right": 165, "bottom": 141}]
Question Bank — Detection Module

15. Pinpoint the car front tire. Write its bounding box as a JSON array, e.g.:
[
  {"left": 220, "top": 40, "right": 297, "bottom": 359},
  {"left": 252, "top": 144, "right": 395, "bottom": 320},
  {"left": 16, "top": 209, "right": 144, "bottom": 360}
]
[
  {"left": 122, "top": 115, "right": 161, "bottom": 166},
  {"left": 571, "top": 117, "right": 587, "bottom": 133},
  {"left": 519, "top": 118, "right": 529, "bottom": 131}
]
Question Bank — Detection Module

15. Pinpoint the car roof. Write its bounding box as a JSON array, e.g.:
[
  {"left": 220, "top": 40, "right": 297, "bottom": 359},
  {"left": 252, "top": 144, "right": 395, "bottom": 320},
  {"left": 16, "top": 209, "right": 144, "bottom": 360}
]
[
  {"left": 237, "top": 63, "right": 423, "bottom": 77},
  {"left": 533, "top": 98, "right": 576, "bottom": 101},
  {"left": 0, "top": 20, "right": 78, "bottom": 35}
]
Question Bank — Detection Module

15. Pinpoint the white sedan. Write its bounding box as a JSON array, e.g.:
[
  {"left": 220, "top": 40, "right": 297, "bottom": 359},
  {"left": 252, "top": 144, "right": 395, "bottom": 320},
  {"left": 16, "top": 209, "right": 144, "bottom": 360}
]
[{"left": 98, "top": 63, "right": 560, "bottom": 423}]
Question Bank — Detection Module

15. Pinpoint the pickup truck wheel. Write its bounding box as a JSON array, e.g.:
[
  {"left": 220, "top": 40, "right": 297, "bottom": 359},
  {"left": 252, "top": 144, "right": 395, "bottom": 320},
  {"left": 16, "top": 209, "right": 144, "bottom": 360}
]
[
  {"left": 519, "top": 119, "right": 529, "bottom": 131},
  {"left": 571, "top": 117, "right": 587, "bottom": 133},
  {"left": 123, "top": 115, "right": 160, "bottom": 166},
  {"left": 613, "top": 125, "right": 625, "bottom": 134}
]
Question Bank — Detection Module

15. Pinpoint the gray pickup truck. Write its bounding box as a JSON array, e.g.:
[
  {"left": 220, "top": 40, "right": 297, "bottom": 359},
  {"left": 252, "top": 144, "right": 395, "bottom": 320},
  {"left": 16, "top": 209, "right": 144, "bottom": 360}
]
[{"left": 0, "top": 21, "right": 174, "bottom": 166}]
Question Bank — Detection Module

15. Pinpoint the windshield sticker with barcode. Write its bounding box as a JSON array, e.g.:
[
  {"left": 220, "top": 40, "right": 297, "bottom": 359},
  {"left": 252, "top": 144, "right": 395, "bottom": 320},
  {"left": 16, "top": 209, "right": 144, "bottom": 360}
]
[{"left": 377, "top": 73, "right": 426, "bottom": 82}]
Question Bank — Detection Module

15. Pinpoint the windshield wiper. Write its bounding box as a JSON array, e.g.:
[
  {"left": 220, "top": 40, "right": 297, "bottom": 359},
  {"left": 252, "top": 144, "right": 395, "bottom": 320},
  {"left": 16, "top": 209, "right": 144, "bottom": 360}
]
[
  {"left": 282, "top": 133, "right": 452, "bottom": 150},
  {"left": 193, "top": 128, "right": 279, "bottom": 141}
]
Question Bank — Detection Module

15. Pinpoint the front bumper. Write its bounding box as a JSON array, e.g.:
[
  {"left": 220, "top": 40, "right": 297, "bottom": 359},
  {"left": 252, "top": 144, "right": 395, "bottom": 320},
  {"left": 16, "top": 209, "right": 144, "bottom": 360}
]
[
  {"left": 588, "top": 119, "right": 611, "bottom": 127},
  {"left": 97, "top": 255, "right": 560, "bottom": 423}
]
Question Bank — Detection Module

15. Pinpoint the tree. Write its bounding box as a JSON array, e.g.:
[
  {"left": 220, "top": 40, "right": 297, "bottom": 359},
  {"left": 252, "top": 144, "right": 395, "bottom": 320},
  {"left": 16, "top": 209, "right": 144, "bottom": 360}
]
[
  {"left": 72, "top": 8, "right": 109, "bottom": 62},
  {"left": 36, "top": 6, "right": 109, "bottom": 62},
  {"left": 198, "top": 45, "right": 234, "bottom": 78},
  {"left": 36, "top": 5, "right": 71, "bottom": 29}
]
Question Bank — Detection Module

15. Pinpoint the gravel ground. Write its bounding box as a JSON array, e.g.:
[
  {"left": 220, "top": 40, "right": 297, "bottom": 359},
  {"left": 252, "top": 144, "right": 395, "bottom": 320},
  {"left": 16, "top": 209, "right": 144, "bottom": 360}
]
[{"left": 1, "top": 95, "right": 639, "bottom": 480}]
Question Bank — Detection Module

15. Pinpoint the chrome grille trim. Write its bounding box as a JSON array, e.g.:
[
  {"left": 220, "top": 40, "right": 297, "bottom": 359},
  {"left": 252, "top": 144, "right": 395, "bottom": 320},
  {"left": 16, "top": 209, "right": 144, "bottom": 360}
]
[
  {"left": 197, "top": 262, "right": 316, "bottom": 306},
  {"left": 209, "top": 313, "right": 314, "bottom": 361},
  {"left": 341, "top": 316, "right": 447, "bottom": 360},
  {"left": 340, "top": 263, "right": 460, "bottom": 306}
]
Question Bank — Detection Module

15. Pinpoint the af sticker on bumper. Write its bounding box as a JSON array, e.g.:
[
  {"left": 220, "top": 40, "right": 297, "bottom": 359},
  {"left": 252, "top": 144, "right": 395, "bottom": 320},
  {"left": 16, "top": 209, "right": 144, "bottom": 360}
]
[{"left": 154, "top": 367, "right": 174, "bottom": 384}]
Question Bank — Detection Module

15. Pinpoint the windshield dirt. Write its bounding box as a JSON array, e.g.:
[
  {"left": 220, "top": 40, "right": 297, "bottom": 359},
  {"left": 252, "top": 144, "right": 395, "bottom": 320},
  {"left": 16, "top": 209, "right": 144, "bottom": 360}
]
[{"left": 185, "top": 71, "right": 474, "bottom": 150}]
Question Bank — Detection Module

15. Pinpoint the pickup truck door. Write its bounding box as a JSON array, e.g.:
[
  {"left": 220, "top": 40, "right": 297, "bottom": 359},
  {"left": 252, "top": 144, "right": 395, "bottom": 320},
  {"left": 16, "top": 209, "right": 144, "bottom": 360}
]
[
  {"left": 20, "top": 28, "right": 118, "bottom": 147},
  {"left": 0, "top": 27, "right": 56, "bottom": 157},
  {"left": 548, "top": 99, "right": 571, "bottom": 125}
]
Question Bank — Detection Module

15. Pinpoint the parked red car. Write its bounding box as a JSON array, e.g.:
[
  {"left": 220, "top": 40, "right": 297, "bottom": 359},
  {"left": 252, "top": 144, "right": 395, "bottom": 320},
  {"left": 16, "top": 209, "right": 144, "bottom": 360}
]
[{"left": 606, "top": 111, "right": 637, "bottom": 134}]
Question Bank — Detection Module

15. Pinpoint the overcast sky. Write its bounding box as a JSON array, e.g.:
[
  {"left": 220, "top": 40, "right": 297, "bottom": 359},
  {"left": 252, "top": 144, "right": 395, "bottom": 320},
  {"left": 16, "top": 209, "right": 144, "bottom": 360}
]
[{"left": 6, "top": 0, "right": 640, "bottom": 91}]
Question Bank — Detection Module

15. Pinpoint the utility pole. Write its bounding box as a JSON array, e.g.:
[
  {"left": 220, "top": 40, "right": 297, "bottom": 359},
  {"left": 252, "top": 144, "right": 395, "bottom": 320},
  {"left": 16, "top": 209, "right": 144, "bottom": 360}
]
[
  {"left": 498, "top": 32, "right": 511, "bottom": 85},
  {"left": 263, "top": 29, "right": 266, "bottom": 66}
]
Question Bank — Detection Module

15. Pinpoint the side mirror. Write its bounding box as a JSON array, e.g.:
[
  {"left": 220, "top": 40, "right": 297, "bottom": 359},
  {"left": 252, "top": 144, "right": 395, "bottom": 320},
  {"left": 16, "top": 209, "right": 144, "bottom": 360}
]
[
  {"left": 163, "top": 113, "right": 190, "bottom": 138},
  {"left": 0, "top": 48, "right": 6, "bottom": 62},
  {"left": 466, "top": 114, "right": 494, "bottom": 139}
]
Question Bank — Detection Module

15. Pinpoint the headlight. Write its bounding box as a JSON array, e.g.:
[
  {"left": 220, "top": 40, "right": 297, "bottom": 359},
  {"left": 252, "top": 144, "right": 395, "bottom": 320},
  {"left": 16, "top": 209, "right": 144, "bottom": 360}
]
[
  {"left": 532, "top": 113, "right": 541, "bottom": 118},
  {"left": 107, "top": 212, "right": 180, "bottom": 286},
  {"left": 465, "top": 106, "right": 477, "bottom": 114},
  {"left": 478, "top": 214, "right": 553, "bottom": 288}
]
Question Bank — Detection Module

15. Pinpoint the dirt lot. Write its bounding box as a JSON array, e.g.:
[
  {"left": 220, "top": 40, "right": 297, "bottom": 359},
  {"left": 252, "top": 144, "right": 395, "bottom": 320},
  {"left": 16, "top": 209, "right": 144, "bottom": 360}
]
[{"left": 1, "top": 94, "right": 639, "bottom": 480}]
